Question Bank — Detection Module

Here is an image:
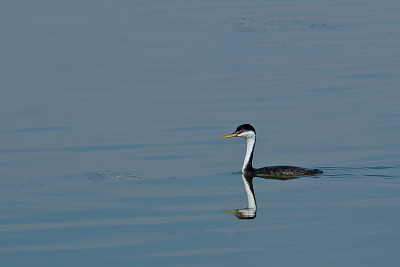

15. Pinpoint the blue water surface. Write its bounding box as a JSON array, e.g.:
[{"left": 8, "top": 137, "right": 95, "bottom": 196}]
[{"left": 1, "top": 0, "right": 400, "bottom": 266}]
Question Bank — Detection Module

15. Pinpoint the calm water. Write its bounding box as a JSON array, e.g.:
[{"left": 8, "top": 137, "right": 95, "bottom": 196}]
[{"left": 1, "top": 0, "right": 400, "bottom": 266}]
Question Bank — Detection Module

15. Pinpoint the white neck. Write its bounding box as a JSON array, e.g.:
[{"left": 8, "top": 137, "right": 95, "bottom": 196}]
[
  {"left": 242, "top": 175, "right": 256, "bottom": 209},
  {"left": 242, "top": 133, "right": 256, "bottom": 173}
]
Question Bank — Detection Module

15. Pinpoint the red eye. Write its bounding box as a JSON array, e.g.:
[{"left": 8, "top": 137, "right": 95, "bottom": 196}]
[{"left": 239, "top": 130, "right": 243, "bottom": 133}]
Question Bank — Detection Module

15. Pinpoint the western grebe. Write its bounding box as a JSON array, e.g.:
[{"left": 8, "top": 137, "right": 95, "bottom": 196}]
[{"left": 221, "top": 124, "right": 323, "bottom": 176}]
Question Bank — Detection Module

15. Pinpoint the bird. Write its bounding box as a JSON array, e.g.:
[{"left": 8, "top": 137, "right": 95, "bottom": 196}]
[{"left": 221, "top": 124, "right": 323, "bottom": 177}]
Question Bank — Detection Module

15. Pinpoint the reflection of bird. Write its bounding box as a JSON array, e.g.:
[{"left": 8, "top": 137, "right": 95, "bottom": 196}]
[
  {"left": 221, "top": 124, "right": 323, "bottom": 177},
  {"left": 225, "top": 173, "right": 300, "bottom": 220},
  {"left": 225, "top": 174, "right": 257, "bottom": 219}
]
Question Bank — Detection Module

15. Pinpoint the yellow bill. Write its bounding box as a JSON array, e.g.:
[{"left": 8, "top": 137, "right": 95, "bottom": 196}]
[
  {"left": 223, "top": 209, "right": 239, "bottom": 213},
  {"left": 220, "top": 133, "right": 239, "bottom": 139}
]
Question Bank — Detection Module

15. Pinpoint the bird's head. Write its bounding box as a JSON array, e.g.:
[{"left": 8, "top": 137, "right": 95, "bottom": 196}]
[
  {"left": 221, "top": 124, "right": 256, "bottom": 139},
  {"left": 224, "top": 208, "right": 256, "bottom": 219}
]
